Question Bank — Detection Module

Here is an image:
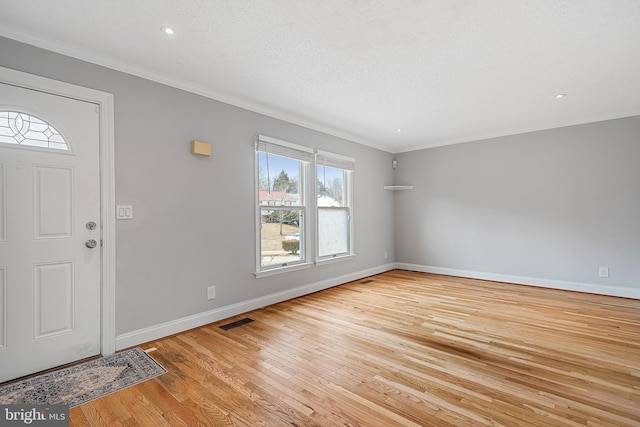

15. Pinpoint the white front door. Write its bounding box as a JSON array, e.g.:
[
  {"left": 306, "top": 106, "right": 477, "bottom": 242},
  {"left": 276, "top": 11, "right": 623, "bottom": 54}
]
[{"left": 0, "top": 82, "right": 101, "bottom": 383}]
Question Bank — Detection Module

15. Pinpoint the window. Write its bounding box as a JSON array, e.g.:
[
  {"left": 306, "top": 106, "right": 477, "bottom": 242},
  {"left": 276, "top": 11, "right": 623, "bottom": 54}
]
[
  {"left": 256, "top": 135, "right": 312, "bottom": 275},
  {"left": 316, "top": 150, "right": 354, "bottom": 262},
  {"left": 0, "top": 111, "right": 69, "bottom": 151},
  {"left": 255, "top": 135, "right": 355, "bottom": 276}
]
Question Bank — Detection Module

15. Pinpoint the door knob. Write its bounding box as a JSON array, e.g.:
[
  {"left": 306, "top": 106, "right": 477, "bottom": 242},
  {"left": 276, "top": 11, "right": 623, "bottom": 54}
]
[{"left": 85, "top": 239, "right": 98, "bottom": 249}]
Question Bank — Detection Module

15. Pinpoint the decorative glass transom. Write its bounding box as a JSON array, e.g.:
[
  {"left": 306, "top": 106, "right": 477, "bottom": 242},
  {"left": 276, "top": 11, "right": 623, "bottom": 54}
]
[{"left": 0, "top": 111, "right": 69, "bottom": 151}]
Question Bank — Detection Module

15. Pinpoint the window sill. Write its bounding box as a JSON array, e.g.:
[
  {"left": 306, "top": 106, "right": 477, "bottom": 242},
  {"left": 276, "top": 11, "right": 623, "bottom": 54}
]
[
  {"left": 254, "top": 262, "right": 313, "bottom": 278},
  {"left": 315, "top": 254, "right": 355, "bottom": 266}
]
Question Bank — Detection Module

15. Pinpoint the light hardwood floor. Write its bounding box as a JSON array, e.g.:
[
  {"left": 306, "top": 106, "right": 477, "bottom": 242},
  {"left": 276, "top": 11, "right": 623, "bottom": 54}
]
[{"left": 71, "top": 270, "right": 640, "bottom": 426}]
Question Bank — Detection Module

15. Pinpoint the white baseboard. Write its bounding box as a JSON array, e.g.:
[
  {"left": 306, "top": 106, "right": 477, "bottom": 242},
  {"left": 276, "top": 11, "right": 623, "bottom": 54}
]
[
  {"left": 395, "top": 263, "right": 640, "bottom": 300},
  {"left": 115, "top": 263, "right": 395, "bottom": 350}
]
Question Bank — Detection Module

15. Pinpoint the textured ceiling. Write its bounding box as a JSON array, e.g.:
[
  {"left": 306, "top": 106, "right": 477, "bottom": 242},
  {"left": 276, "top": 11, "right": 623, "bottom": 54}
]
[{"left": 1, "top": 0, "right": 639, "bottom": 153}]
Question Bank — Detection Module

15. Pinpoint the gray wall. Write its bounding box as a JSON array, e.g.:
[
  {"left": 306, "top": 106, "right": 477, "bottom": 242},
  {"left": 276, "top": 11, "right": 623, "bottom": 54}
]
[
  {"left": 395, "top": 116, "right": 640, "bottom": 292},
  {"left": 2, "top": 34, "right": 638, "bottom": 345},
  {"left": 0, "top": 37, "right": 396, "bottom": 336}
]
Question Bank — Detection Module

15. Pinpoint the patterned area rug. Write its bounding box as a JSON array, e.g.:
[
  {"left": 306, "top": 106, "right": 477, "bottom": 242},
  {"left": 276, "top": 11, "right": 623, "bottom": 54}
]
[{"left": 0, "top": 347, "right": 166, "bottom": 407}]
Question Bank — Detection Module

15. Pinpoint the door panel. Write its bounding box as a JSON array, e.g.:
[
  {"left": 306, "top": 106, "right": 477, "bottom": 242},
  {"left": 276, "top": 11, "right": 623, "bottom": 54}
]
[
  {"left": 34, "top": 165, "right": 73, "bottom": 238},
  {"left": 0, "top": 82, "right": 101, "bottom": 383},
  {"left": 0, "top": 161, "right": 5, "bottom": 241},
  {"left": 0, "top": 267, "right": 5, "bottom": 348},
  {"left": 34, "top": 261, "right": 74, "bottom": 339}
]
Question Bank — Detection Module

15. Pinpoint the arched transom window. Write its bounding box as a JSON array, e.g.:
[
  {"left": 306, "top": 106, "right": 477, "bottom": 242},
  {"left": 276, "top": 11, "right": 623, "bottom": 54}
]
[{"left": 0, "top": 111, "right": 69, "bottom": 151}]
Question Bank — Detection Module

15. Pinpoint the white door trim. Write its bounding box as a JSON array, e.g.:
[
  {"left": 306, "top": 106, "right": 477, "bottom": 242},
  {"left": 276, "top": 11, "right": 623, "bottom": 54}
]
[{"left": 0, "top": 66, "right": 116, "bottom": 356}]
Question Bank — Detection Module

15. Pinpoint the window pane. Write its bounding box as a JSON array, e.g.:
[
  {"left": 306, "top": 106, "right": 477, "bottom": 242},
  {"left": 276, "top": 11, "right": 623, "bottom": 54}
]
[
  {"left": 316, "top": 165, "right": 344, "bottom": 207},
  {"left": 318, "top": 207, "right": 348, "bottom": 257},
  {"left": 258, "top": 152, "right": 300, "bottom": 206},
  {"left": 0, "top": 111, "right": 69, "bottom": 151},
  {"left": 260, "top": 208, "right": 303, "bottom": 267}
]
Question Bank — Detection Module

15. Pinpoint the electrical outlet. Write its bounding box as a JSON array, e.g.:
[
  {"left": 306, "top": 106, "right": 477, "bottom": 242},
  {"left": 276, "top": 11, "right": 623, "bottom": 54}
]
[
  {"left": 598, "top": 267, "right": 609, "bottom": 278},
  {"left": 384, "top": 250, "right": 388, "bottom": 259},
  {"left": 207, "top": 286, "right": 216, "bottom": 300}
]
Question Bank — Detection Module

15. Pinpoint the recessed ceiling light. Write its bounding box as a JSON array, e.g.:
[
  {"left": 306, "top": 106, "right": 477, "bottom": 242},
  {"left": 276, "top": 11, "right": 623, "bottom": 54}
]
[
  {"left": 397, "top": 128, "right": 404, "bottom": 132},
  {"left": 556, "top": 93, "right": 567, "bottom": 99},
  {"left": 161, "top": 26, "right": 175, "bottom": 35}
]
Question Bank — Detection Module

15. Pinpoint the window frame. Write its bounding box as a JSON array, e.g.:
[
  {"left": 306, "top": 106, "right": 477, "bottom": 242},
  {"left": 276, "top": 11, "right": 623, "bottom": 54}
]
[
  {"left": 254, "top": 134, "right": 313, "bottom": 277},
  {"left": 314, "top": 150, "right": 355, "bottom": 265}
]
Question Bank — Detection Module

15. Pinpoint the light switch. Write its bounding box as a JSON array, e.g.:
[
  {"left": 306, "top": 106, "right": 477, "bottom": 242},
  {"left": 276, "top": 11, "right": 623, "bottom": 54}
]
[{"left": 116, "top": 205, "right": 133, "bottom": 220}]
